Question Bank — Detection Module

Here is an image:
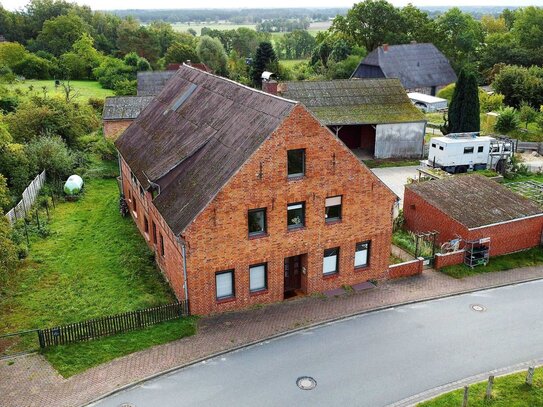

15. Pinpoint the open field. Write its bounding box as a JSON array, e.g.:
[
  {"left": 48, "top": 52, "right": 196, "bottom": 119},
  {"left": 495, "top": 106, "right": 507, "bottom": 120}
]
[
  {"left": 171, "top": 21, "right": 331, "bottom": 36},
  {"left": 5, "top": 80, "right": 113, "bottom": 100}
]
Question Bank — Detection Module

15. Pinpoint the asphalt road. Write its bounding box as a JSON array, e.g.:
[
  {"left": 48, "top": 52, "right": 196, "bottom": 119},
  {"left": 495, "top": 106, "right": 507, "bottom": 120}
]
[{"left": 93, "top": 280, "right": 543, "bottom": 407}]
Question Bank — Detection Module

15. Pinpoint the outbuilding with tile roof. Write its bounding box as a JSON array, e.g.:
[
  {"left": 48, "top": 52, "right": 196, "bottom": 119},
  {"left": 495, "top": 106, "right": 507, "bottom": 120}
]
[
  {"left": 403, "top": 174, "right": 543, "bottom": 262},
  {"left": 102, "top": 96, "right": 154, "bottom": 139},
  {"left": 276, "top": 78, "right": 427, "bottom": 159}
]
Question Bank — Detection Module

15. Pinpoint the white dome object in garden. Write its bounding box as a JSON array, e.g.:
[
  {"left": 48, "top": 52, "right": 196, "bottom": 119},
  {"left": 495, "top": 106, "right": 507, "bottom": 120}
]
[{"left": 64, "top": 175, "right": 84, "bottom": 195}]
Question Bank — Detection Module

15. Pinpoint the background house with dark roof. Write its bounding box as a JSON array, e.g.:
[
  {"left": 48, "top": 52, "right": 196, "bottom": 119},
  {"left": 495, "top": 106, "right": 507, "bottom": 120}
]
[
  {"left": 404, "top": 175, "right": 543, "bottom": 262},
  {"left": 116, "top": 65, "right": 397, "bottom": 315},
  {"left": 102, "top": 96, "right": 154, "bottom": 139},
  {"left": 277, "top": 78, "right": 426, "bottom": 159},
  {"left": 136, "top": 71, "right": 176, "bottom": 96},
  {"left": 351, "top": 43, "right": 457, "bottom": 96}
]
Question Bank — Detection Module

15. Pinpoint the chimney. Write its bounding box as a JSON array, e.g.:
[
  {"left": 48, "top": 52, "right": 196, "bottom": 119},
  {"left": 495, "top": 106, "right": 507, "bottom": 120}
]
[
  {"left": 262, "top": 79, "right": 278, "bottom": 96},
  {"left": 383, "top": 43, "right": 389, "bottom": 52}
]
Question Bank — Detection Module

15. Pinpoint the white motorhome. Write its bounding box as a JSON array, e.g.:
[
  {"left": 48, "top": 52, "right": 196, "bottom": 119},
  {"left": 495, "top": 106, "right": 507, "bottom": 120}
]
[{"left": 423, "top": 133, "right": 513, "bottom": 174}]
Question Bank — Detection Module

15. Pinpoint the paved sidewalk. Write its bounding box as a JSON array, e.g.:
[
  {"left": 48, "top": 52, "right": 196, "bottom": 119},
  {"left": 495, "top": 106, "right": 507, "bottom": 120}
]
[{"left": 2, "top": 265, "right": 543, "bottom": 407}]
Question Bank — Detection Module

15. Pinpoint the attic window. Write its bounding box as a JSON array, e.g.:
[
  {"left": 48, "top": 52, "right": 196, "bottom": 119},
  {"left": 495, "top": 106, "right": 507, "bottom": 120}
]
[{"left": 168, "top": 83, "right": 197, "bottom": 113}]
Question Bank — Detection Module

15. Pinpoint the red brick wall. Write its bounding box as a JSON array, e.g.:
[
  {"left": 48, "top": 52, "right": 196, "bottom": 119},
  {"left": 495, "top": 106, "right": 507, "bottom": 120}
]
[
  {"left": 434, "top": 250, "right": 465, "bottom": 269},
  {"left": 104, "top": 120, "right": 133, "bottom": 140},
  {"left": 388, "top": 258, "right": 423, "bottom": 279},
  {"left": 120, "top": 158, "right": 187, "bottom": 300},
  {"left": 468, "top": 218, "right": 543, "bottom": 257},
  {"left": 404, "top": 188, "right": 468, "bottom": 246},
  {"left": 404, "top": 187, "right": 543, "bottom": 262},
  {"left": 182, "top": 105, "right": 396, "bottom": 315}
]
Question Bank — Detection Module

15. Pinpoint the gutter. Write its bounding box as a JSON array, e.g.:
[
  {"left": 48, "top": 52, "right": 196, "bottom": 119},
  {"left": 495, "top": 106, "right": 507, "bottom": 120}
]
[
  {"left": 176, "top": 235, "right": 189, "bottom": 305},
  {"left": 467, "top": 213, "right": 543, "bottom": 231}
]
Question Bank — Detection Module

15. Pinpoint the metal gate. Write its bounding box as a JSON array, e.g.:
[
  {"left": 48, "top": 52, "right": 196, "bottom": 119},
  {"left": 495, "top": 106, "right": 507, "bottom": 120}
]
[{"left": 414, "top": 231, "right": 438, "bottom": 267}]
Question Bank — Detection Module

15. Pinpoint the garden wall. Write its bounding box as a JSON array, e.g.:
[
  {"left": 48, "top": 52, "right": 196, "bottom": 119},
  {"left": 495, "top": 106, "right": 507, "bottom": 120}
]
[
  {"left": 434, "top": 250, "right": 465, "bottom": 269},
  {"left": 388, "top": 257, "right": 424, "bottom": 279}
]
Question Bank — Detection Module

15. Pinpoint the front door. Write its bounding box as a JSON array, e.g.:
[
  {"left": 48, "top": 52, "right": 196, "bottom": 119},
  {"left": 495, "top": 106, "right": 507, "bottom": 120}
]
[{"left": 284, "top": 255, "right": 302, "bottom": 296}]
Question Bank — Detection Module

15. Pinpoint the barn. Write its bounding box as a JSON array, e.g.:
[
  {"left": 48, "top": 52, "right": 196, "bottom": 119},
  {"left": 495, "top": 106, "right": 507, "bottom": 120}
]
[
  {"left": 404, "top": 175, "right": 543, "bottom": 267},
  {"left": 102, "top": 96, "right": 153, "bottom": 139},
  {"left": 351, "top": 43, "right": 457, "bottom": 96},
  {"left": 275, "top": 79, "right": 427, "bottom": 160}
]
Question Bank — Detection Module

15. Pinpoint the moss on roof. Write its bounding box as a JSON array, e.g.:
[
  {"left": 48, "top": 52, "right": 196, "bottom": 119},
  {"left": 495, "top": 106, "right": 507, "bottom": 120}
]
[{"left": 280, "top": 78, "right": 425, "bottom": 125}]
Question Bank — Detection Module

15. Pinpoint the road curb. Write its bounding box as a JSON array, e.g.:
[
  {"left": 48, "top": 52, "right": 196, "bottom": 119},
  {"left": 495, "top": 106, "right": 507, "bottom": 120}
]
[{"left": 83, "top": 275, "right": 543, "bottom": 407}]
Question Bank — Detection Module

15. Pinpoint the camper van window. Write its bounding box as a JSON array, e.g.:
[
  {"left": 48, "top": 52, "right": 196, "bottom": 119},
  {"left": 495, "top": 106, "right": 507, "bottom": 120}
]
[
  {"left": 504, "top": 144, "right": 511, "bottom": 152},
  {"left": 464, "top": 147, "right": 474, "bottom": 154},
  {"left": 478, "top": 146, "right": 484, "bottom": 153},
  {"left": 439, "top": 146, "right": 444, "bottom": 150},
  {"left": 431, "top": 143, "right": 436, "bottom": 148},
  {"left": 491, "top": 146, "right": 499, "bottom": 153}
]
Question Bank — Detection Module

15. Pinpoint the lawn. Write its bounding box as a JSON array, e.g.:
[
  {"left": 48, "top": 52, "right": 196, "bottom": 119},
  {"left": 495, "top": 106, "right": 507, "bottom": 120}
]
[
  {"left": 0, "top": 164, "right": 193, "bottom": 368},
  {"left": 5, "top": 80, "right": 113, "bottom": 100},
  {"left": 44, "top": 317, "right": 197, "bottom": 377},
  {"left": 279, "top": 59, "right": 310, "bottom": 68},
  {"left": 418, "top": 367, "right": 543, "bottom": 406},
  {"left": 440, "top": 247, "right": 543, "bottom": 279}
]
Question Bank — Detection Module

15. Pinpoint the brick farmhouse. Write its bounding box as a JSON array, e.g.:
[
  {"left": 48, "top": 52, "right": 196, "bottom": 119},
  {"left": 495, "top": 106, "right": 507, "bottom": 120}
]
[
  {"left": 404, "top": 175, "right": 543, "bottom": 267},
  {"left": 115, "top": 65, "right": 397, "bottom": 315}
]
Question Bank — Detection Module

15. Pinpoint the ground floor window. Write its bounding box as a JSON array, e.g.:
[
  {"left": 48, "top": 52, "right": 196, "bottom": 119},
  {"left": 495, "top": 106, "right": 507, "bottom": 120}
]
[
  {"left": 144, "top": 216, "right": 149, "bottom": 235},
  {"left": 152, "top": 221, "right": 157, "bottom": 244},
  {"left": 355, "top": 241, "right": 370, "bottom": 268},
  {"left": 249, "top": 263, "right": 267, "bottom": 292},
  {"left": 323, "top": 247, "right": 339, "bottom": 275},
  {"left": 216, "top": 270, "right": 235, "bottom": 300},
  {"left": 160, "top": 233, "right": 165, "bottom": 257}
]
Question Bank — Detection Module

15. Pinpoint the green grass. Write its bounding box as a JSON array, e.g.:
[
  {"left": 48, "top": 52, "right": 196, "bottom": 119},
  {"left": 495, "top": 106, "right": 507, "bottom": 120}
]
[
  {"left": 363, "top": 158, "right": 421, "bottom": 169},
  {"left": 440, "top": 247, "right": 543, "bottom": 279},
  {"left": 5, "top": 80, "right": 113, "bottom": 100},
  {"left": 43, "top": 317, "right": 198, "bottom": 377},
  {"left": 0, "top": 174, "right": 175, "bottom": 334},
  {"left": 418, "top": 367, "right": 543, "bottom": 406}
]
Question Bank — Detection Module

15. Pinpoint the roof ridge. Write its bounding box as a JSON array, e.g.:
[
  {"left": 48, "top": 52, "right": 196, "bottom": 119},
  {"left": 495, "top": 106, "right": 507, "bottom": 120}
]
[{"left": 181, "top": 63, "right": 298, "bottom": 105}]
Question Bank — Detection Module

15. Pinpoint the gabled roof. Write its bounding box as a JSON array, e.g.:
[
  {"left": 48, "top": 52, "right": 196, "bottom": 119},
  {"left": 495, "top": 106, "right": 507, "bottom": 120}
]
[
  {"left": 406, "top": 175, "right": 543, "bottom": 229},
  {"left": 102, "top": 96, "right": 154, "bottom": 120},
  {"left": 137, "top": 71, "right": 176, "bottom": 96},
  {"left": 279, "top": 79, "right": 425, "bottom": 125},
  {"left": 116, "top": 65, "right": 296, "bottom": 235},
  {"left": 352, "top": 43, "right": 457, "bottom": 90}
]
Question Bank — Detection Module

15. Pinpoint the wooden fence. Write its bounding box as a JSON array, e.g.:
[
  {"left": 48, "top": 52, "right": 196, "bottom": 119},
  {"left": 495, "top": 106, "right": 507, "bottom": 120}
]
[
  {"left": 37, "top": 301, "right": 189, "bottom": 348},
  {"left": 5, "top": 170, "right": 46, "bottom": 225}
]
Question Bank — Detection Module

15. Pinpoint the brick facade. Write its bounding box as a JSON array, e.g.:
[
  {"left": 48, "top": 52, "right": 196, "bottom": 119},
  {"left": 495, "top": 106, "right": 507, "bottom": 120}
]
[
  {"left": 121, "top": 105, "right": 396, "bottom": 315},
  {"left": 404, "top": 187, "right": 543, "bottom": 260},
  {"left": 104, "top": 120, "right": 133, "bottom": 140}
]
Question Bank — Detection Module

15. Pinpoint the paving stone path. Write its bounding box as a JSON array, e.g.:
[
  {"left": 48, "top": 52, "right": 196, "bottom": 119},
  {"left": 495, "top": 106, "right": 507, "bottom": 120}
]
[{"left": 2, "top": 266, "right": 543, "bottom": 407}]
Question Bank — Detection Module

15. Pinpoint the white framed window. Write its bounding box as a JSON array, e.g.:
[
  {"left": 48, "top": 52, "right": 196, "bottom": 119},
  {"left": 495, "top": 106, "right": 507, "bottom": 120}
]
[
  {"left": 323, "top": 247, "right": 339, "bottom": 275},
  {"left": 287, "top": 202, "right": 305, "bottom": 229},
  {"left": 249, "top": 263, "right": 267, "bottom": 292},
  {"left": 325, "top": 196, "right": 342, "bottom": 222},
  {"left": 216, "top": 270, "right": 234, "bottom": 300},
  {"left": 355, "top": 241, "right": 370, "bottom": 268}
]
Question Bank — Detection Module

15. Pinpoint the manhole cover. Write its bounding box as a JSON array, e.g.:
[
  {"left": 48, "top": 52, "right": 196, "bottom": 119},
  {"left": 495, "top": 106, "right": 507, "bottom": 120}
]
[
  {"left": 471, "top": 304, "right": 486, "bottom": 312},
  {"left": 297, "top": 376, "right": 317, "bottom": 390}
]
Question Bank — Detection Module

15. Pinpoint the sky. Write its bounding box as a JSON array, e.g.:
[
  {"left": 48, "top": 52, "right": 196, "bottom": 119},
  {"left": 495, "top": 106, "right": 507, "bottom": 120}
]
[{"left": 2, "top": 0, "right": 543, "bottom": 11}]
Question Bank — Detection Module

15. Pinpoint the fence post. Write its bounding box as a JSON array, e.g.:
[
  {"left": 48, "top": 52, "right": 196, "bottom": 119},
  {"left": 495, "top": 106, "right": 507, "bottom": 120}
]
[
  {"left": 462, "top": 386, "right": 469, "bottom": 407},
  {"left": 23, "top": 220, "right": 29, "bottom": 246},
  {"left": 35, "top": 209, "right": 40, "bottom": 230},
  {"left": 485, "top": 375, "right": 494, "bottom": 400},
  {"left": 526, "top": 367, "right": 535, "bottom": 386},
  {"left": 37, "top": 330, "right": 45, "bottom": 349}
]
